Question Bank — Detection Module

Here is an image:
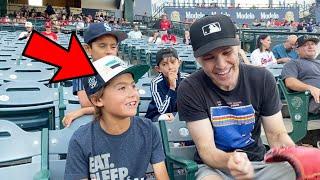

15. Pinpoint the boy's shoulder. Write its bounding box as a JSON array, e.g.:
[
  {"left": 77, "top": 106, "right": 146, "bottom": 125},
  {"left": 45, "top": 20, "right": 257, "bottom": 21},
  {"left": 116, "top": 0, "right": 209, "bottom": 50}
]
[
  {"left": 132, "top": 116, "right": 158, "bottom": 132},
  {"left": 69, "top": 120, "right": 96, "bottom": 143},
  {"left": 151, "top": 73, "right": 165, "bottom": 83}
]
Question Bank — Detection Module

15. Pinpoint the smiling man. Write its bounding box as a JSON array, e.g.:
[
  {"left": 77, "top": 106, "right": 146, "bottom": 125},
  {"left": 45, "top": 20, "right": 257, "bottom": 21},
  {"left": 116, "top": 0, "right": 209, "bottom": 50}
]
[{"left": 177, "top": 15, "right": 296, "bottom": 180}]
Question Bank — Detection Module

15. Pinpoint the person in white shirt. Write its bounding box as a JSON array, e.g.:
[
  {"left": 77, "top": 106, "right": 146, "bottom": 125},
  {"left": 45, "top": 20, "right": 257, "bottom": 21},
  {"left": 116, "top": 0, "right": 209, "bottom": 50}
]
[
  {"left": 148, "top": 30, "right": 161, "bottom": 44},
  {"left": 128, "top": 25, "right": 143, "bottom": 39},
  {"left": 18, "top": 22, "right": 33, "bottom": 41},
  {"left": 250, "top": 34, "right": 277, "bottom": 67}
]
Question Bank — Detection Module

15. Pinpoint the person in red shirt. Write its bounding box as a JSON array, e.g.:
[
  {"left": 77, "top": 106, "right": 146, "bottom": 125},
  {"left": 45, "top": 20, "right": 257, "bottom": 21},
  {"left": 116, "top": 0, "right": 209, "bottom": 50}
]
[
  {"left": 159, "top": 14, "right": 172, "bottom": 31},
  {"left": 42, "top": 22, "right": 58, "bottom": 41},
  {"left": 161, "top": 30, "right": 177, "bottom": 45}
]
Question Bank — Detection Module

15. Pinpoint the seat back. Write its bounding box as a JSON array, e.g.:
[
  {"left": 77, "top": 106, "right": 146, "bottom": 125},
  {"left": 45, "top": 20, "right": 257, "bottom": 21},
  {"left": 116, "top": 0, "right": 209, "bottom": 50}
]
[
  {"left": 277, "top": 79, "right": 319, "bottom": 142},
  {"left": 0, "top": 82, "right": 57, "bottom": 131},
  {"left": 0, "top": 120, "right": 49, "bottom": 180},
  {"left": 159, "top": 117, "right": 195, "bottom": 160},
  {"left": 48, "top": 115, "right": 92, "bottom": 180}
]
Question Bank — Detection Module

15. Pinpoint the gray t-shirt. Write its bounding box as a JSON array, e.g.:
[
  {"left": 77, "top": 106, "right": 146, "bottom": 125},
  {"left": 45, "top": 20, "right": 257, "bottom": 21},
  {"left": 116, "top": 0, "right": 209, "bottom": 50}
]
[
  {"left": 64, "top": 116, "right": 165, "bottom": 180},
  {"left": 281, "top": 58, "right": 320, "bottom": 88}
]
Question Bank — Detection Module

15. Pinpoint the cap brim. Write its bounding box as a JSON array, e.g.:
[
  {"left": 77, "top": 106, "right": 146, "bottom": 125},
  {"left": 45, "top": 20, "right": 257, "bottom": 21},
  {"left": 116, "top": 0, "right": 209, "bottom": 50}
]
[
  {"left": 122, "top": 64, "right": 150, "bottom": 83},
  {"left": 86, "top": 31, "right": 128, "bottom": 44},
  {"left": 193, "top": 38, "right": 240, "bottom": 58},
  {"left": 297, "top": 38, "right": 320, "bottom": 48}
]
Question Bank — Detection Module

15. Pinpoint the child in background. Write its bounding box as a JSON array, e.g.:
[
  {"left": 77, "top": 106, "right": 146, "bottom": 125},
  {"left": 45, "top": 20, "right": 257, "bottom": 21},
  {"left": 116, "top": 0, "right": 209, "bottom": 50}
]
[
  {"left": 62, "top": 22, "right": 127, "bottom": 127},
  {"left": 145, "top": 48, "right": 188, "bottom": 121}
]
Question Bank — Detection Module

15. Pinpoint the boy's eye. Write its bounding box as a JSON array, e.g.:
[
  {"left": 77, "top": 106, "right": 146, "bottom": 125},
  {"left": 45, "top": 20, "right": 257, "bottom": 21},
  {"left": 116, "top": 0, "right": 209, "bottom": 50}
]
[{"left": 118, "top": 86, "right": 126, "bottom": 91}]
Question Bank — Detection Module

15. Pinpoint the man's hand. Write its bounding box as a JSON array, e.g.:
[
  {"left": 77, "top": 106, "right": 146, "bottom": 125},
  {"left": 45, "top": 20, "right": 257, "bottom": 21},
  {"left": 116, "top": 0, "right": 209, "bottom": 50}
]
[
  {"left": 307, "top": 85, "right": 320, "bottom": 103},
  {"left": 168, "top": 72, "right": 177, "bottom": 90},
  {"left": 227, "top": 152, "right": 254, "bottom": 180}
]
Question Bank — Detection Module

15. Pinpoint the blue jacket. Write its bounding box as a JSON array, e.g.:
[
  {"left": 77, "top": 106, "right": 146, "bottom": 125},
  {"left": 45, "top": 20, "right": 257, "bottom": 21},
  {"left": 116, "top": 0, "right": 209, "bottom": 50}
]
[{"left": 145, "top": 72, "right": 188, "bottom": 121}]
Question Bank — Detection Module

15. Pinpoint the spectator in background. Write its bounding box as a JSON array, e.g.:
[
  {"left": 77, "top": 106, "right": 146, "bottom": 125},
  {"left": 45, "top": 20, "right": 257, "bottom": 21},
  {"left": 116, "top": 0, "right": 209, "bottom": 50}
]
[
  {"left": 18, "top": 21, "right": 33, "bottom": 41},
  {"left": 145, "top": 48, "right": 188, "bottom": 121},
  {"left": 74, "top": 16, "right": 85, "bottom": 30},
  {"left": 236, "top": 34, "right": 251, "bottom": 64},
  {"left": 45, "top": 4, "right": 55, "bottom": 17},
  {"left": 281, "top": 36, "right": 320, "bottom": 114},
  {"left": 272, "top": 35, "right": 298, "bottom": 63},
  {"left": 148, "top": 30, "right": 162, "bottom": 44},
  {"left": 161, "top": 30, "right": 177, "bottom": 45},
  {"left": 183, "top": 30, "right": 191, "bottom": 45},
  {"left": 159, "top": 14, "right": 172, "bottom": 31},
  {"left": 127, "top": 25, "right": 143, "bottom": 39},
  {"left": 250, "top": 34, "right": 277, "bottom": 67},
  {"left": 42, "top": 22, "right": 58, "bottom": 41}
]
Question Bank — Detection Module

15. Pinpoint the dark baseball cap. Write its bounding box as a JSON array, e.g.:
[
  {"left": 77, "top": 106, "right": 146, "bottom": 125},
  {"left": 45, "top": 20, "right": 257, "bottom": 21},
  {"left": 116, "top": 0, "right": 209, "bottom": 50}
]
[
  {"left": 296, "top": 35, "right": 319, "bottom": 48},
  {"left": 190, "top": 15, "right": 240, "bottom": 58},
  {"left": 156, "top": 48, "right": 179, "bottom": 66},
  {"left": 84, "top": 23, "right": 127, "bottom": 44}
]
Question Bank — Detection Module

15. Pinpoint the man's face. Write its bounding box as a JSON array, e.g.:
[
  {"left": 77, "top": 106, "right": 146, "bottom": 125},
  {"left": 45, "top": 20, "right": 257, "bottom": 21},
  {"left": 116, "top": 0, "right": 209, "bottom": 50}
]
[
  {"left": 197, "top": 46, "right": 240, "bottom": 91},
  {"left": 297, "top": 41, "right": 317, "bottom": 59},
  {"left": 284, "top": 38, "right": 297, "bottom": 50}
]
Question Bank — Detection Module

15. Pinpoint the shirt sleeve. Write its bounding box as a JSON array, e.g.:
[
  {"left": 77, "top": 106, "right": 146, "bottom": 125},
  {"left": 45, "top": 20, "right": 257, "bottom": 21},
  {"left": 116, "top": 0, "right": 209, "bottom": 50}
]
[
  {"left": 281, "top": 60, "right": 299, "bottom": 80},
  {"left": 150, "top": 123, "right": 165, "bottom": 164},
  {"left": 72, "top": 78, "right": 84, "bottom": 95},
  {"left": 64, "top": 136, "right": 89, "bottom": 180},
  {"left": 177, "top": 77, "right": 208, "bottom": 122},
  {"left": 260, "top": 70, "right": 282, "bottom": 116},
  {"left": 150, "top": 78, "right": 177, "bottom": 114}
]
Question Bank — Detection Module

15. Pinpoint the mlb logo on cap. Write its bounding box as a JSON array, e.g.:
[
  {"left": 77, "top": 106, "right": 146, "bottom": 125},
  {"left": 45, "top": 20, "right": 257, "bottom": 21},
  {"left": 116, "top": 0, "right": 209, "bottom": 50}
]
[
  {"left": 190, "top": 14, "right": 240, "bottom": 58},
  {"left": 202, "top": 22, "right": 221, "bottom": 36}
]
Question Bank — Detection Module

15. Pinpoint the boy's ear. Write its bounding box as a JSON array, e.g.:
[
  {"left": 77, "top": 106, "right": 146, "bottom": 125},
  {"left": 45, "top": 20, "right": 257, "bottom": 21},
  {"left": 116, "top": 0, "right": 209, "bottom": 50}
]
[
  {"left": 154, "top": 65, "right": 161, "bottom": 73},
  {"left": 90, "top": 95, "right": 103, "bottom": 107},
  {"left": 82, "top": 44, "right": 92, "bottom": 56}
]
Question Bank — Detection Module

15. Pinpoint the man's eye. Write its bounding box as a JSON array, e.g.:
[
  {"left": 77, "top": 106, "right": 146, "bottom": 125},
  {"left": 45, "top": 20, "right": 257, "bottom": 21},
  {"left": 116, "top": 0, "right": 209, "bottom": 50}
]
[{"left": 223, "top": 51, "right": 232, "bottom": 55}]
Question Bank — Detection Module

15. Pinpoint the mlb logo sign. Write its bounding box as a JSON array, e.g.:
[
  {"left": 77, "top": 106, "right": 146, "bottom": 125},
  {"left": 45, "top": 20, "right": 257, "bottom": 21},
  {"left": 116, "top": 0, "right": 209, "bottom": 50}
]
[{"left": 202, "top": 22, "right": 221, "bottom": 36}]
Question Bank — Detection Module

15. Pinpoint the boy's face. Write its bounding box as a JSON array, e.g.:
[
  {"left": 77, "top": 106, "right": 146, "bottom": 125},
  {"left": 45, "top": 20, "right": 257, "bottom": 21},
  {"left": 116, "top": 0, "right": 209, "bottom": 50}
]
[
  {"left": 155, "top": 56, "right": 181, "bottom": 78},
  {"left": 86, "top": 35, "right": 118, "bottom": 61},
  {"left": 94, "top": 73, "right": 139, "bottom": 119}
]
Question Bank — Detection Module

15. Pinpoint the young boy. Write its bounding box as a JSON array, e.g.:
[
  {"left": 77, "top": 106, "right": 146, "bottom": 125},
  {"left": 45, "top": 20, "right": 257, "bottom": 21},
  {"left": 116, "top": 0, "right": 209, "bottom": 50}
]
[
  {"left": 65, "top": 55, "right": 169, "bottom": 180},
  {"left": 145, "top": 48, "right": 189, "bottom": 121},
  {"left": 63, "top": 22, "right": 127, "bottom": 127}
]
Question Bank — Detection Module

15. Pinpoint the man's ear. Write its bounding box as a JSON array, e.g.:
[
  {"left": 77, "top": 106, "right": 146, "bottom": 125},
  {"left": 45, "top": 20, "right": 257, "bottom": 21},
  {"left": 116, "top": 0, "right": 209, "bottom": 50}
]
[
  {"left": 154, "top": 65, "right": 161, "bottom": 73},
  {"left": 83, "top": 44, "right": 92, "bottom": 56}
]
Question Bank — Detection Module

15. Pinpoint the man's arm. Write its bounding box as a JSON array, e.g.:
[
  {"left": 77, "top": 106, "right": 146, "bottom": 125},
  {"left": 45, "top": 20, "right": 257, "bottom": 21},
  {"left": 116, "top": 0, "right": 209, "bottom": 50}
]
[
  {"left": 276, "top": 57, "right": 290, "bottom": 64},
  {"left": 187, "top": 119, "right": 232, "bottom": 169},
  {"left": 187, "top": 119, "right": 254, "bottom": 179},
  {"left": 285, "top": 77, "right": 320, "bottom": 103},
  {"left": 262, "top": 111, "right": 295, "bottom": 148}
]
